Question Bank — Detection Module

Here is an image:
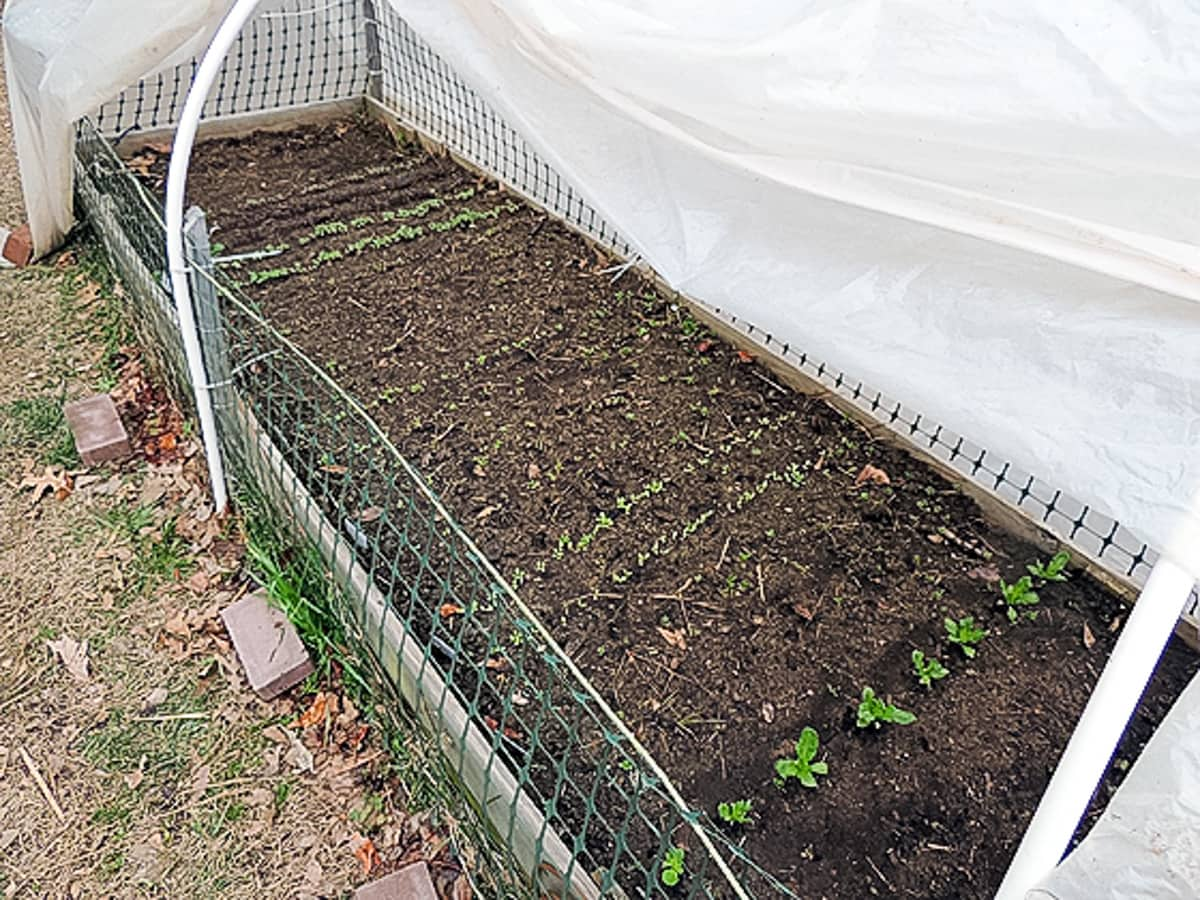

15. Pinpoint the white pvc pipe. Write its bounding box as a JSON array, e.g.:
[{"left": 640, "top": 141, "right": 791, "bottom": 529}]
[
  {"left": 165, "top": 0, "right": 264, "bottom": 514},
  {"left": 995, "top": 555, "right": 1196, "bottom": 900}
]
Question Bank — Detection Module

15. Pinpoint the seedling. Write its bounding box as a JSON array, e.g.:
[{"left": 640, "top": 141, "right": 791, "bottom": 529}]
[
  {"left": 911, "top": 650, "right": 949, "bottom": 688},
  {"left": 660, "top": 846, "right": 685, "bottom": 887},
  {"left": 716, "top": 799, "right": 752, "bottom": 825},
  {"left": 856, "top": 687, "right": 916, "bottom": 729},
  {"left": 1000, "top": 575, "right": 1040, "bottom": 623},
  {"left": 1028, "top": 551, "right": 1070, "bottom": 583},
  {"left": 945, "top": 616, "right": 986, "bottom": 657},
  {"left": 774, "top": 726, "right": 828, "bottom": 788}
]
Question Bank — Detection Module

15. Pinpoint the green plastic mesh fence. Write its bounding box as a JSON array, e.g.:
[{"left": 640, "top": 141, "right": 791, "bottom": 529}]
[{"left": 73, "top": 117, "right": 795, "bottom": 900}]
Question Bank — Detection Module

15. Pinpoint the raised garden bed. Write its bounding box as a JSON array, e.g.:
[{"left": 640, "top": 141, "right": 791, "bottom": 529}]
[{"left": 151, "top": 117, "right": 1198, "bottom": 897}]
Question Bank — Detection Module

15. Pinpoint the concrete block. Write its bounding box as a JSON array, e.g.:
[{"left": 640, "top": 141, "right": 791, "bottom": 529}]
[
  {"left": 354, "top": 863, "right": 438, "bottom": 900},
  {"left": 64, "top": 394, "right": 131, "bottom": 466},
  {"left": 2, "top": 224, "right": 33, "bottom": 267},
  {"left": 220, "top": 589, "right": 314, "bottom": 699}
]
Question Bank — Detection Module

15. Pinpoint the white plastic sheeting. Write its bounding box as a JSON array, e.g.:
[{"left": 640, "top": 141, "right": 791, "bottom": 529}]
[
  {"left": 5, "top": 0, "right": 1200, "bottom": 572},
  {"left": 1028, "top": 667, "right": 1200, "bottom": 899}
]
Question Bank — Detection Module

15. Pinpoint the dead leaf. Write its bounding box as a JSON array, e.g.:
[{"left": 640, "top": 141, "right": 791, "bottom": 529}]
[
  {"left": 262, "top": 725, "right": 291, "bottom": 745},
  {"left": 188, "top": 764, "right": 211, "bottom": 805},
  {"left": 475, "top": 505, "right": 499, "bottom": 523},
  {"left": 439, "top": 603, "right": 465, "bottom": 619},
  {"left": 320, "top": 464, "right": 348, "bottom": 475},
  {"left": 20, "top": 466, "right": 72, "bottom": 505},
  {"left": 485, "top": 656, "right": 512, "bottom": 674},
  {"left": 791, "top": 602, "right": 814, "bottom": 621},
  {"left": 47, "top": 635, "right": 90, "bottom": 682},
  {"left": 162, "top": 612, "right": 190, "bottom": 641},
  {"left": 854, "top": 464, "right": 891, "bottom": 487},
  {"left": 353, "top": 836, "right": 381, "bottom": 876},
  {"left": 1109, "top": 616, "right": 1123, "bottom": 633},
  {"left": 127, "top": 153, "right": 156, "bottom": 175},
  {"left": 358, "top": 506, "right": 383, "bottom": 523},
  {"left": 123, "top": 754, "right": 147, "bottom": 790},
  {"left": 141, "top": 687, "right": 169, "bottom": 712},
  {"left": 696, "top": 340, "right": 713, "bottom": 353},
  {"left": 656, "top": 627, "right": 687, "bottom": 651},
  {"left": 186, "top": 570, "right": 210, "bottom": 594},
  {"left": 286, "top": 731, "right": 315, "bottom": 774},
  {"left": 967, "top": 564, "right": 1001, "bottom": 583},
  {"left": 145, "top": 140, "right": 172, "bottom": 155},
  {"left": 294, "top": 691, "right": 329, "bottom": 729},
  {"left": 1082, "top": 622, "right": 1096, "bottom": 650},
  {"left": 157, "top": 433, "right": 177, "bottom": 452},
  {"left": 526, "top": 462, "right": 541, "bottom": 480},
  {"left": 736, "top": 350, "right": 753, "bottom": 363}
]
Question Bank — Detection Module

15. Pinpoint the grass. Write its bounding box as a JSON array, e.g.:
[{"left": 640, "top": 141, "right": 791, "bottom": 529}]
[
  {"left": 98, "top": 502, "right": 196, "bottom": 595},
  {"left": 0, "top": 394, "right": 79, "bottom": 467}
]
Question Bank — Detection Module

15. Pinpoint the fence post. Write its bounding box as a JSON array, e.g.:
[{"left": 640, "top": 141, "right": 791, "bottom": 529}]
[
  {"left": 362, "top": 0, "right": 384, "bottom": 102},
  {"left": 183, "top": 206, "right": 233, "bottom": 442}
]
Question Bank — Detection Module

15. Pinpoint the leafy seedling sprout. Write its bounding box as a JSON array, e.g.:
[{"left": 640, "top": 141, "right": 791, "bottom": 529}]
[
  {"left": 774, "top": 726, "right": 828, "bottom": 788},
  {"left": 1000, "top": 575, "right": 1040, "bottom": 623},
  {"left": 911, "top": 650, "right": 949, "bottom": 688},
  {"left": 1028, "top": 550, "right": 1070, "bottom": 583},
  {"left": 660, "top": 846, "right": 685, "bottom": 887},
  {"left": 945, "top": 616, "right": 986, "bottom": 658},
  {"left": 717, "top": 799, "right": 752, "bottom": 825},
  {"left": 856, "top": 687, "right": 916, "bottom": 729}
]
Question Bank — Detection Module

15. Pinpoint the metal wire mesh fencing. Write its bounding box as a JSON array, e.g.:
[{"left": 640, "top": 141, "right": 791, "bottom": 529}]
[{"left": 75, "top": 116, "right": 799, "bottom": 899}]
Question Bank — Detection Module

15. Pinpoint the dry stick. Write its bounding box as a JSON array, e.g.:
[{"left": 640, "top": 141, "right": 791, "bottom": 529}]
[
  {"left": 19, "top": 747, "right": 65, "bottom": 822},
  {"left": 865, "top": 856, "right": 895, "bottom": 892},
  {"left": 628, "top": 652, "right": 722, "bottom": 704},
  {"left": 757, "top": 562, "right": 767, "bottom": 606},
  {"left": 132, "top": 711, "right": 210, "bottom": 723},
  {"left": 716, "top": 535, "right": 732, "bottom": 571}
]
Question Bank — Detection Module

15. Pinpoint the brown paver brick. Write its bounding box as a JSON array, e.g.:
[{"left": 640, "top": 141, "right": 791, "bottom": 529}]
[
  {"left": 220, "top": 589, "right": 314, "bottom": 699},
  {"left": 63, "top": 394, "right": 131, "bottom": 465}
]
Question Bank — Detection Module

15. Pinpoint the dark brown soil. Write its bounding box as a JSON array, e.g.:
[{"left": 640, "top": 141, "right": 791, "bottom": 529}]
[{"left": 165, "top": 117, "right": 1199, "bottom": 898}]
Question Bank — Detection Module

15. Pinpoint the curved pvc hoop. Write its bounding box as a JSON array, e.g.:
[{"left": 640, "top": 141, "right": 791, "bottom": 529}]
[{"left": 165, "top": 0, "right": 265, "bottom": 514}]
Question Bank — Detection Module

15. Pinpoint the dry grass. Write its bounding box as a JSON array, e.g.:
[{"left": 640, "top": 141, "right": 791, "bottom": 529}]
[{"left": 0, "top": 248, "right": 420, "bottom": 899}]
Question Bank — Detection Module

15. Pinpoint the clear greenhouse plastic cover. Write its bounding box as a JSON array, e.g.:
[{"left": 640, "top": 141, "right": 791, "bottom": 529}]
[{"left": 5, "top": 0, "right": 1200, "bottom": 576}]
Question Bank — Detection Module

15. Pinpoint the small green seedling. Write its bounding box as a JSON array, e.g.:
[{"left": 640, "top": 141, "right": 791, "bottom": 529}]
[
  {"left": 856, "top": 687, "right": 916, "bottom": 729},
  {"left": 660, "top": 846, "right": 685, "bottom": 887},
  {"left": 717, "top": 799, "right": 752, "bottom": 825},
  {"left": 911, "top": 650, "right": 949, "bottom": 688},
  {"left": 774, "top": 726, "right": 828, "bottom": 788},
  {"left": 1000, "top": 575, "right": 1040, "bottom": 623},
  {"left": 945, "top": 616, "right": 986, "bottom": 658},
  {"left": 1028, "top": 550, "right": 1070, "bottom": 583}
]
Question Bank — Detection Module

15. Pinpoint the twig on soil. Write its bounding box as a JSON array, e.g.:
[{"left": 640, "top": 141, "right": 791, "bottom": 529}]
[
  {"left": 756, "top": 563, "right": 767, "bottom": 606},
  {"left": 132, "top": 711, "right": 210, "bottom": 722},
  {"left": 749, "top": 369, "right": 788, "bottom": 396},
  {"left": 19, "top": 747, "right": 65, "bottom": 821},
  {"left": 432, "top": 422, "right": 457, "bottom": 444},
  {"left": 626, "top": 652, "right": 722, "bottom": 704},
  {"left": 716, "top": 535, "right": 731, "bottom": 572},
  {"left": 865, "top": 856, "right": 894, "bottom": 892}
]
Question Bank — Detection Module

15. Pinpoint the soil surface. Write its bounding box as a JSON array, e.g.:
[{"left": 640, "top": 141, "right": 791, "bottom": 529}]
[{"left": 171, "top": 117, "right": 1200, "bottom": 898}]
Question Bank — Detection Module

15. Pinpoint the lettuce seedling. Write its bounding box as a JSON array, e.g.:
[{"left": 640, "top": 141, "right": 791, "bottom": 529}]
[
  {"left": 1000, "top": 575, "right": 1040, "bottom": 623},
  {"left": 856, "top": 687, "right": 916, "bottom": 729},
  {"left": 1028, "top": 550, "right": 1070, "bottom": 583},
  {"left": 660, "top": 846, "right": 685, "bottom": 887},
  {"left": 911, "top": 650, "right": 949, "bottom": 688},
  {"left": 774, "top": 726, "right": 828, "bottom": 788},
  {"left": 717, "top": 799, "right": 752, "bottom": 825},
  {"left": 945, "top": 616, "right": 986, "bottom": 657}
]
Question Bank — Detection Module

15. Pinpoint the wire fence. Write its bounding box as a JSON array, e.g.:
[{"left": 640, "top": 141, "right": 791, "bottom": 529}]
[{"left": 75, "top": 116, "right": 797, "bottom": 899}]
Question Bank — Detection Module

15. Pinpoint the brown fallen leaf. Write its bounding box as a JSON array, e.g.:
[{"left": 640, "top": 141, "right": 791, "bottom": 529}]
[
  {"left": 294, "top": 692, "right": 330, "bottom": 729},
  {"left": 1109, "top": 616, "right": 1123, "bottom": 633},
  {"left": 47, "top": 634, "right": 90, "bottom": 682},
  {"left": 736, "top": 350, "right": 754, "bottom": 363},
  {"left": 320, "top": 464, "right": 348, "bottom": 475},
  {"left": 19, "top": 466, "right": 72, "bottom": 505},
  {"left": 186, "top": 570, "right": 210, "bottom": 594},
  {"left": 145, "top": 140, "right": 172, "bottom": 155},
  {"left": 1082, "top": 622, "right": 1096, "bottom": 650},
  {"left": 656, "top": 626, "right": 687, "bottom": 651},
  {"left": 791, "top": 602, "right": 814, "bottom": 621},
  {"left": 358, "top": 506, "right": 383, "bottom": 523},
  {"left": 854, "top": 464, "right": 891, "bottom": 487},
  {"left": 123, "top": 754, "right": 147, "bottom": 790},
  {"left": 526, "top": 462, "right": 541, "bottom": 480},
  {"left": 353, "top": 836, "right": 381, "bottom": 875},
  {"left": 439, "top": 603, "right": 465, "bottom": 619},
  {"left": 162, "top": 612, "right": 190, "bottom": 641},
  {"left": 157, "top": 432, "right": 177, "bottom": 452},
  {"left": 485, "top": 656, "right": 512, "bottom": 674},
  {"left": 967, "top": 564, "right": 1001, "bottom": 583}
]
